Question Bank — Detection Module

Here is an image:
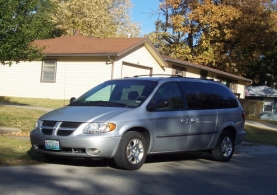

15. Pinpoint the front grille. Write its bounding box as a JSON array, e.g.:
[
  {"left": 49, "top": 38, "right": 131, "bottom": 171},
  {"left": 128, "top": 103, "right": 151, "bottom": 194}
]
[
  {"left": 60, "top": 122, "right": 82, "bottom": 128},
  {"left": 57, "top": 130, "right": 74, "bottom": 136},
  {"left": 41, "top": 121, "right": 83, "bottom": 136},
  {"left": 42, "top": 128, "right": 53, "bottom": 135},
  {"left": 43, "top": 121, "right": 56, "bottom": 127}
]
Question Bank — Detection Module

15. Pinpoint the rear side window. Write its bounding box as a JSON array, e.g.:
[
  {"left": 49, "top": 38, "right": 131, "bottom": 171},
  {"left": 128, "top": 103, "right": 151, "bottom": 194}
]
[
  {"left": 180, "top": 82, "right": 215, "bottom": 110},
  {"left": 210, "top": 84, "right": 239, "bottom": 109}
]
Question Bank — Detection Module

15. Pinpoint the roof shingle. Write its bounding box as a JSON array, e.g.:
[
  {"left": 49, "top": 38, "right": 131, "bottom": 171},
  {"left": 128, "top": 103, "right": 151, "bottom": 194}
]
[{"left": 33, "top": 35, "right": 147, "bottom": 56}]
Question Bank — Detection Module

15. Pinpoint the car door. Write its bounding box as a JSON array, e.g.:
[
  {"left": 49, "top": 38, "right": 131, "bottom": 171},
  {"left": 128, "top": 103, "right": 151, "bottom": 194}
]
[
  {"left": 180, "top": 81, "right": 218, "bottom": 149},
  {"left": 150, "top": 82, "right": 191, "bottom": 152}
]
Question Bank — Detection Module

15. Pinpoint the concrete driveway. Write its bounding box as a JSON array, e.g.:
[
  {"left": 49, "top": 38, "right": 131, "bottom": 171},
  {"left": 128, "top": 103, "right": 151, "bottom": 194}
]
[
  {"left": 0, "top": 151, "right": 276, "bottom": 195},
  {"left": 245, "top": 119, "right": 277, "bottom": 131}
]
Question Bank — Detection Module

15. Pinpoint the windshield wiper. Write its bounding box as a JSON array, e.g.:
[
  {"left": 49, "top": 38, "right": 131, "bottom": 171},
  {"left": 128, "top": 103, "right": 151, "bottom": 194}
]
[{"left": 90, "top": 101, "right": 127, "bottom": 107}]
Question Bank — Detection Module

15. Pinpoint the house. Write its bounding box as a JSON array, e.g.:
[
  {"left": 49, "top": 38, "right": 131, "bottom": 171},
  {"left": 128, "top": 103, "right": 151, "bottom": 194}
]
[
  {"left": 0, "top": 35, "right": 252, "bottom": 100},
  {"left": 245, "top": 86, "right": 277, "bottom": 120}
]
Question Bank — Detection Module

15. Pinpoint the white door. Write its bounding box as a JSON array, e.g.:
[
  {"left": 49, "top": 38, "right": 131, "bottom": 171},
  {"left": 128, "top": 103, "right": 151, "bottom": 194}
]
[{"left": 122, "top": 64, "right": 151, "bottom": 78}]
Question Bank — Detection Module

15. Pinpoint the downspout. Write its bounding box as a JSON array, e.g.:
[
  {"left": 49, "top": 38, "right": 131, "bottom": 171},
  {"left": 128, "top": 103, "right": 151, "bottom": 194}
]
[
  {"left": 108, "top": 56, "right": 114, "bottom": 79},
  {"left": 63, "top": 62, "right": 67, "bottom": 106}
]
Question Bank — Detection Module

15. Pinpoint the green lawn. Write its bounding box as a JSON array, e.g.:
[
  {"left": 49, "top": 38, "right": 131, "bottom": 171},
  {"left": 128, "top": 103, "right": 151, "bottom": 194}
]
[
  {"left": 0, "top": 106, "right": 47, "bottom": 134},
  {"left": 244, "top": 124, "right": 277, "bottom": 146},
  {"left": 0, "top": 135, "right": 44, "bottom": 166},
  {"left": 0, "top": 96, "right": 66, "bottom": 109}
]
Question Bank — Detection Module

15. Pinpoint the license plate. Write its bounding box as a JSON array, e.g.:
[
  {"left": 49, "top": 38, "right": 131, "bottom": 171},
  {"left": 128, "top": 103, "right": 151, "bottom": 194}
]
[{"left": 45, "top": 140, "right": 60, "bottom": 150}]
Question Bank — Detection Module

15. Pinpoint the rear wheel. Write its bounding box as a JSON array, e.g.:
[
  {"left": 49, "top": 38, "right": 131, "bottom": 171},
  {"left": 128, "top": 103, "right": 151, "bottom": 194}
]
[
  {"left": 114, "top": 131, "right": 147, "bottom": 170},
  {"left": 212, "top": 131, "right": 234, "bottom": 162}
]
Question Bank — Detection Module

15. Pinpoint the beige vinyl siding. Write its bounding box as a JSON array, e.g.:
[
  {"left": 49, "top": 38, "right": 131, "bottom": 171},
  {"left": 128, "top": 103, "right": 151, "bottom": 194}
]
[
  {"left": 0, "top": 61, "right": 42, "bottom": 98},
  {"left": 61, "top": 60, "right": 111, "bottom": 99},
  {"left": 0, "top": 59, "right": 112, "bottom": 99},
  {"left": 186, "top": 67, "right": 200, "bottom": 78}
]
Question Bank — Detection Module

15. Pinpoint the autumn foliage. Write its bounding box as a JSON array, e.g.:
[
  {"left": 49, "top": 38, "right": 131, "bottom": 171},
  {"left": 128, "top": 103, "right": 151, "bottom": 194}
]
[
  {"left": 149, "top": 0, "right": 277, "bottom": 85},
  {"left": 51, "top": 0, "right": 141, "bottom": 38}
]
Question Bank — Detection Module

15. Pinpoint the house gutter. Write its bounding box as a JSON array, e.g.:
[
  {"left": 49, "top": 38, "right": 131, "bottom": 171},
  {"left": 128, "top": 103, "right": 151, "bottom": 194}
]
[
  {"left": 164, "top": 57, "right": 252, "bottom": 83},
  {"left": 44, "top": 53, "right": 119, "bottom": 57}
]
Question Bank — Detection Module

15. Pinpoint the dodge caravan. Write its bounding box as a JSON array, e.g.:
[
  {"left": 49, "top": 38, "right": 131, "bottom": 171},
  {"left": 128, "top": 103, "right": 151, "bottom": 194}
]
[{"left": 30, "top": 75, "right": 246, "bottom": 170}]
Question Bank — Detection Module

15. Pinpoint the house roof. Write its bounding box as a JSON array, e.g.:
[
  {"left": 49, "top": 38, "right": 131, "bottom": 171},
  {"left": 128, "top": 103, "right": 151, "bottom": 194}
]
[
  {"left": 34, "top": 35, "right": 147, "bottom": 56},
  {"left": 33, "top": 35, "right": 251, "bottom": 82},
  {"left": 164, "top": 56, "right": 252, "bottom": 82},
  {"left": 246, "top": 86, "right": 277, "bottom": 97},
  {"left": 33, "top": 35, "right": 167, "bottom": 67}
]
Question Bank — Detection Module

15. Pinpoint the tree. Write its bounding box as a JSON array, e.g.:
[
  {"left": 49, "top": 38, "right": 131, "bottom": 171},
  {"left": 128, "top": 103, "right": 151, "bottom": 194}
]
[
  {"left": 0, "top": 0, "right": 61, "bottom": 66},
  {"left": 150, "top": 0, "right": 277, "bottom": 78},
  {"left": 51, "top": 0, "right": 141, "bottom": 38}
]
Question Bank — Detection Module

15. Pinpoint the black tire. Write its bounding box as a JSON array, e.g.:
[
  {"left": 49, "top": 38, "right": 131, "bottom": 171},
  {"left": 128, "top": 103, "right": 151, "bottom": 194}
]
[
  {"left": 212, "top": 130, "right": 234, "bottom": 162},
  {"left": 114, "top": 131, "right": 147, "bottom": 170}
]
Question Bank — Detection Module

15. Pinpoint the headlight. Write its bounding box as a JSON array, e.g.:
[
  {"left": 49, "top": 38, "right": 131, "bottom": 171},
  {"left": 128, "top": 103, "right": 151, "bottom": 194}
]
[
  {"left": 83, "top": 123, "right": 116, "bottom": 134},
  {"left": 34, "top": 120, "right": 42, "bottom": 133}
]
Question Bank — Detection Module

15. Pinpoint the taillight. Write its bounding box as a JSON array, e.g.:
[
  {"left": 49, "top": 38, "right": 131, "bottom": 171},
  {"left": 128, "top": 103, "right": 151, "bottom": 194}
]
[{"left": 242, "top": 111, "right": 246, "bottom": 121}]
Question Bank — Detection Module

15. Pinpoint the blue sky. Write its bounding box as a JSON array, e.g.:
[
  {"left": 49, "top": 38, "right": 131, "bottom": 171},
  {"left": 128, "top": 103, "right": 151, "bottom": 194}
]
[{"left": 131, "top": 0, "right": 161, "bottom": 35}]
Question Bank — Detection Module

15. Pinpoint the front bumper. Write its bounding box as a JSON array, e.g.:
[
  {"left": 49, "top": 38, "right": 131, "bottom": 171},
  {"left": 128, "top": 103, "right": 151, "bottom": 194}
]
[{"left": 30, "top": 130, "right": 121, "bottom": 158}]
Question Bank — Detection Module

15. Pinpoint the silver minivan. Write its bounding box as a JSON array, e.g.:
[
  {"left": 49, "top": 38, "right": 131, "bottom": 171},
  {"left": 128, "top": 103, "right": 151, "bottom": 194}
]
[{"left": 30, "top": 76, "right": 246, "bottom": 170}]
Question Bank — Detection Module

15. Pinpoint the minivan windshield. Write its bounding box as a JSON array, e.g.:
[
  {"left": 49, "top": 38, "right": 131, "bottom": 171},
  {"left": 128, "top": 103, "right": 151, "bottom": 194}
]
[{"left": 70, "top": 80, "right": 158, "bottom": 108}]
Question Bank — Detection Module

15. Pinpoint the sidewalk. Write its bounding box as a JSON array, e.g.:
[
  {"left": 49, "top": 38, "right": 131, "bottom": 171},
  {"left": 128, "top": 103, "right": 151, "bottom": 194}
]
[
  {"left": 245, "top": 120, "right": 277, "bottom": 131},
  {"left": 0, "top": 103, "right": 54, "bottom": 112}
]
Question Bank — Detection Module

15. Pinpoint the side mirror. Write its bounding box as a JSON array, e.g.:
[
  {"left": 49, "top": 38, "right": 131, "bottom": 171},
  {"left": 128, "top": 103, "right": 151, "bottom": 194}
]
[
  {"left": 147, "top": 99, "right": 169, "bottom": 111},
  {"left": 70, "top": 97, "right": 77, "bottom": 104}
]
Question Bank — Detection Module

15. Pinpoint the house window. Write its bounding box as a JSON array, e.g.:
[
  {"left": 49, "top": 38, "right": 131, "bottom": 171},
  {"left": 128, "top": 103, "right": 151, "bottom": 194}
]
[
  {"left": 172, "top": 65, "right": 186, "bottom": 77},
  {"left": 41, "top": 60, "right": 57, "bottom": 82},
  {"left": 264, "top": 98, "right": 274, "bottom": 112}
]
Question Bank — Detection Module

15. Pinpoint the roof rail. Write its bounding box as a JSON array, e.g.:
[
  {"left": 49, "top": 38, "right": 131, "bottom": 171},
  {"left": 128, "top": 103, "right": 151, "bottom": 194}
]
[
  {"left": 131, "top": 74, "right": 215, "bottom": 81},
  {"left": 133, "top": 74, "right": 183, "bottom": 78}
]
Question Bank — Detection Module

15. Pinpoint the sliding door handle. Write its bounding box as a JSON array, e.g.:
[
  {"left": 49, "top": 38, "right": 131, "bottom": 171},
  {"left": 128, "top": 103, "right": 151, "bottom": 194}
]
[{"left": 181, "top": 119, "right": 189, "bottom": 124}]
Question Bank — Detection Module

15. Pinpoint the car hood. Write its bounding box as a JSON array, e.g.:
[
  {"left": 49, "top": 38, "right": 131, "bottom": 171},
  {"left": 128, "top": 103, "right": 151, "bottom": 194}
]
[{"left": 39, "top": 106, "right": 132, "bottom": 122}]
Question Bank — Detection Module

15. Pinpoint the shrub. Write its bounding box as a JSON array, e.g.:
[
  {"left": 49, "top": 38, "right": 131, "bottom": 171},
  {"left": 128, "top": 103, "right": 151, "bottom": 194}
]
[{"left": 239, "top": 99, "right": 264, "bottom": 118}]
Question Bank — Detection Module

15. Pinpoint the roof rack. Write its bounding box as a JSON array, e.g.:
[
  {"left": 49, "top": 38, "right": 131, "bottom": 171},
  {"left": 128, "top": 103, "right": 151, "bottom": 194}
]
[
  {"left": 133, "top": 74, "right": 183, "bottom": 78},
  {"left": 130, "top": 74, "right": 215, "bottom": 81}
]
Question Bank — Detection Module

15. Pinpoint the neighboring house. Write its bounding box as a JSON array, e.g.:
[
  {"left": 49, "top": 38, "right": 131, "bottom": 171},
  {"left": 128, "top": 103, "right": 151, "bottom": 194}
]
[
  {"left": 245, "top": 86, "right": 277, "bottom": 120},
  {"left": 0, "top": 35, "right": 252, "bottom": 100}
]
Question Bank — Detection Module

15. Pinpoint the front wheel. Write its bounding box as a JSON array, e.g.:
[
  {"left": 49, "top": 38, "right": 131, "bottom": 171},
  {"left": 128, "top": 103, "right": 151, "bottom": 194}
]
[
  {"left": 212, "top": 131, "right": 234, "bottom": 162},
  {"left": 114, "top": 131, "right": 147, "bottom": 170}
]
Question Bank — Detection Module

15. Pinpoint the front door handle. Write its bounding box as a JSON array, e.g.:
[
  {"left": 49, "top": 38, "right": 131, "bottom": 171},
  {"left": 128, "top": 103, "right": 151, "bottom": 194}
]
[{"left": 181, "top": 119, "right": 189, "bottom": 124}]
